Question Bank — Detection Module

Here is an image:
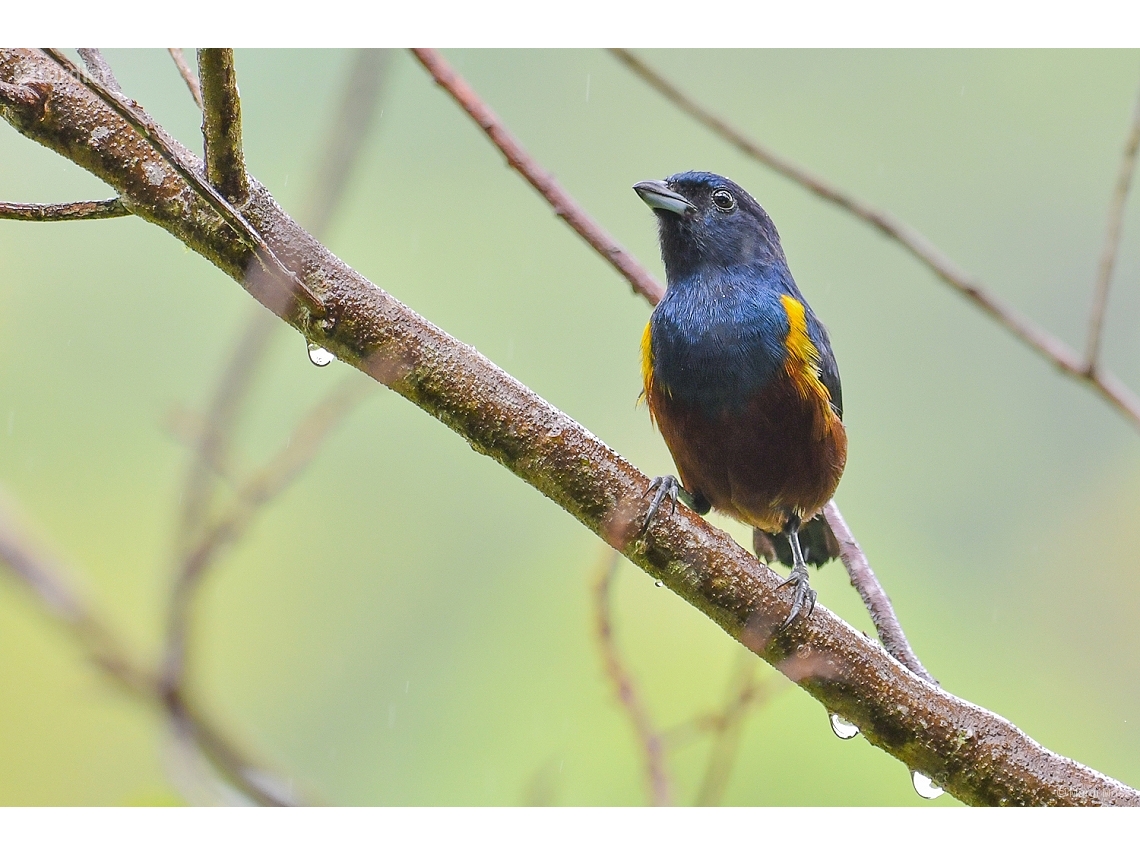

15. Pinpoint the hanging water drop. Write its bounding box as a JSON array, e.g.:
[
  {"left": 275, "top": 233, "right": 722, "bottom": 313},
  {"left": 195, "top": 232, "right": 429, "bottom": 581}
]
[
  {"left": 828, "top": 712, "right": 860, "bottom": 740},
  {"left": 654, "top": 580, "right": 664, "bottom": 588},
  {"left": 307, "top": 342, "right": 335, "bottom": 367},
  {"left": 911, "top": 770, "right": 944, "bottom": 799}
]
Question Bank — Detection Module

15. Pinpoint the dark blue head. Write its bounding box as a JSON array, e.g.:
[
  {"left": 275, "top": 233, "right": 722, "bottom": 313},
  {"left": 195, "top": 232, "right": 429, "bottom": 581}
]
[{"left": 634, "top": 171, "right": 786, "bottom": 282}]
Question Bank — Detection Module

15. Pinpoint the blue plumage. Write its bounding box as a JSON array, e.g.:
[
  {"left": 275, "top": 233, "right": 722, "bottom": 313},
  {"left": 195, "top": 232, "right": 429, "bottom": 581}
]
[{"left": 650, "top": 269, "right": 791, "bottom": 414}]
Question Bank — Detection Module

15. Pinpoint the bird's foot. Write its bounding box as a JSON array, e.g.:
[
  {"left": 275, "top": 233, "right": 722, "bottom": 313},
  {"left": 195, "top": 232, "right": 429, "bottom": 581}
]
[
  {"left": 775, "top": 565, "right": 816, "bottom": 632},
  {"left": 637, "top": 475, "right": 680, "bottom": 538}
]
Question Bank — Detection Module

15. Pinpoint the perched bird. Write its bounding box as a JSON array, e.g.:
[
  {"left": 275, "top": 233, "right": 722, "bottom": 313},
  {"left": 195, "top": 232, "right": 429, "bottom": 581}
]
[{"left": 634, "top": 171, "right": 847, "bottom": 630}]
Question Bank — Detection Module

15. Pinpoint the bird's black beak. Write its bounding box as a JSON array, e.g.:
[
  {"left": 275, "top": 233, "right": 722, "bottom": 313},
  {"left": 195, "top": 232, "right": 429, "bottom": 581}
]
[{"left": 634, "top": 180, "right": 696, "bottom": 217}]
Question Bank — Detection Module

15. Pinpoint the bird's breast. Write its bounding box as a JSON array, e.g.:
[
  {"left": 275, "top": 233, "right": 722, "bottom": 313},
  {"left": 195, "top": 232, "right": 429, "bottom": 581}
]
[{"left": 643, "top": 279, "right": 789, "bottom": 415}]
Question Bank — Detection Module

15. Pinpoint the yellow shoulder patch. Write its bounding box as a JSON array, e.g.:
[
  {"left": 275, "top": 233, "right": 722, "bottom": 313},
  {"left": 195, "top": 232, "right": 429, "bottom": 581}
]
[
  {"left": 779, "top": 295, "right": 831, "bottom": 417},
  {"left": 639, "top": 321, "right": 655, "bottom": 412}
]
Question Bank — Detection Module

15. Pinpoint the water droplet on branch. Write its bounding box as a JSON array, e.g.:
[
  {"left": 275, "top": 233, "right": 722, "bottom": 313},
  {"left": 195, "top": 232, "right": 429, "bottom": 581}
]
[
  {"left": 829, "top": 712, "right": 860, "bottom": 739},
  {"left": 911, "top": 770, "right": 944, "bottom": 799},
  {"left": 307, "top": 342, "right": 335, "bottom": 367}
]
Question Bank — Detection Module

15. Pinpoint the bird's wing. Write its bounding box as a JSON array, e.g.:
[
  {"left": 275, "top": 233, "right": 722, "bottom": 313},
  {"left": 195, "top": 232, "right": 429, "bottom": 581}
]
[{"left": 809, "top": 315, "right": 843, "bottom": 420}]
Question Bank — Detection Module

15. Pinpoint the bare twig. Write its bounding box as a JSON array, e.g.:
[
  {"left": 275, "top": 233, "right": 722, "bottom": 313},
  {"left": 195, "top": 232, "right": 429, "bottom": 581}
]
[
  {"left": 596, "top": 562, "right": 777, "bottom": 805},
  {"left": 41, "top": 48, "right": 322, "bottom": 316},
  {"left": 694, "top": 652, "right": 774, "bottom": 806},
  {"left": 165, "top": 689, "right": 299, "bottom": 806},
  {"left": 410, "top": 48, "right": 664, "bottom": 305},
  {"left": 299, "top": 49, "right": 392, "bottom": 237},
  {"left": 412, "top": 48, "right": 933, "bottom": 685},
  {"left": 594, "top": 551, "right": 672, "bottom": 806},
  {"left": 610, "top": 49, "right": 1140, "bottom": 433},
  {"left": 0, "top": 492, "right": 152, "bottom": 695},
  {"left": 166, "top": 44, "right": 390, "bottom": 700},
  {"left": 161, "top": 50, "right": 390, "bottom": 799},
  {"left": 176, "top": 313, "right": 277, "bottom": 556},
  {"left": 1085, "top": 81, "right": 1140, "bottom": 371},
  {"left": 168, "top": 49, "right": 203, "bottom": 110},
  {"left": 178, "top": 48, "right": 390, "bottom": 552},
  {"left": 76, "top": 49, "right": 121, "bottom": 92},
  {"left": 5, "top": 46, "right": 1137, "bottom": 805},
  {"left": 0, "top": 198, "right": 129, "bottom": 221},
  {"left": 198, "top": 49, "right": 249, "bottom": 205},
  {"left": 663, "top": 667, "right": 775, "bottom": 751},
  {"left": 824, "top": 502, "right": 935, "bottom": 684},
  {"left": 163, "top": 378, "right": 369, "bottom": 693},
  {"left": 0, "top": 490, "right": 290, "bottom": 805}
]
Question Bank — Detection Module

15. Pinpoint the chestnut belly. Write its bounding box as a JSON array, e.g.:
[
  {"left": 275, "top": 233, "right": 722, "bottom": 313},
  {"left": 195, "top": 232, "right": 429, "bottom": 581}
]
[{"left": 647, "top": 374, "right": 847, "bottom": 533}]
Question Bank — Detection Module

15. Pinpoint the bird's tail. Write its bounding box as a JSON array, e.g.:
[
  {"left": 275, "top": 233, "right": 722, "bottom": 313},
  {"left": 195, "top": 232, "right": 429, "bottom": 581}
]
[{"left": 753, "top": 516, "right": 840, "bottom": 569}]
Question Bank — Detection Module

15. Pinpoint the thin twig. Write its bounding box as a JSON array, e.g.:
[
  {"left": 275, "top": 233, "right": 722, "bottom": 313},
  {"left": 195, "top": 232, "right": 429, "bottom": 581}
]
[
  {"left": 655, "top": 650, "right": 780, "bottom": 804},
  {"left": 662, "top": 672, "right": 775, "bottom": 751},
  {"left": 198, "top": 49, "right": 249, "bottom": 205},
  {"left": 694, "top": 652, "right": 774, "bottom": 806},
  {"left": 410, "top": 48, "right": 664, "bottom": 305},
  {"left": 178, "top": 48, "right": 390, "bottom": 551},
  {"left": 41, "top": 49, "right": 323, "bottom": 316},
  {"left": 168, "top": 49, "right": 203, "bottom": 110},
  {"left": 0, "top": 198, "right": 130, "bottom": 221},
  {"left": 0, "top": 492, "right": 152, "bottom": 695},
  {"left": 161, "top": 50, "right": 390, "bottom": 798},
  {"left": 0, "top": 490, "right": 290, "bottom": 805},
  {"left": 299, "top": 49, "right": 392, "bottom": 237},
  {"left": 165, "top": 42, "right": 390, "bottom": 704},
  {"left": 1085, "top": 80, "right": 1140, "bottom": 371},
  {"left": 823, "top": 501, "right": 936, "bottom": 684},
  {"left": 177, "top": 47, "right": 389, "bottom": 559},
  {"left": 593, "top": 551, "right": 672, "bottom": 806},
  {"left": 610, "top": 49, "right": 1140, "bottom": 433},
  {"left": 176, "top": 313, "right": 276, "bottom": 557},
  {"left": 413, "top": 47, "right": 933, "bottom": 684},
  {"left": 163, "top": 378, "right": 369, "bottom": 692},
  {"left": 76, "top": 49, "right": 121, "bottom": 92},
  {"left": 6, "top": 46, "right": 1136, "bottom": 805},
  {"left": 166, "top": 690, "right": 299, "bottom": 806}
]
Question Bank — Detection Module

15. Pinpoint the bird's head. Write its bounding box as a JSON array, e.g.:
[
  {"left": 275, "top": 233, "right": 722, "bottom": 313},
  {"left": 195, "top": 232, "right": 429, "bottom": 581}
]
[{"left": 634, "top": 171, "right": 785, "bottom": 281}]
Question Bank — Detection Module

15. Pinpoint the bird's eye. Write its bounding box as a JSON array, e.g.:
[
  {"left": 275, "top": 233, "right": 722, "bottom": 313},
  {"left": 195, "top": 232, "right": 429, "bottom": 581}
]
[{"left": 711, "top": 189, "right": 736, "bottom": 212}]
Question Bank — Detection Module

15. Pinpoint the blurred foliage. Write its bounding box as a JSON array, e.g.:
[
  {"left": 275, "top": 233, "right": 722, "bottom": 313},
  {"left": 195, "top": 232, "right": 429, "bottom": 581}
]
[{"left": 1, "top": 49, "right": 1140, "bottom": 805}]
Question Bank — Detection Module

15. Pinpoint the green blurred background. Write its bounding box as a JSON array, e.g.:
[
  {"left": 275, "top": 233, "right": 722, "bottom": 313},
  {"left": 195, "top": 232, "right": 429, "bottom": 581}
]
[{"left": 2, "top": 49, "right": 1140, "bottom": 806}]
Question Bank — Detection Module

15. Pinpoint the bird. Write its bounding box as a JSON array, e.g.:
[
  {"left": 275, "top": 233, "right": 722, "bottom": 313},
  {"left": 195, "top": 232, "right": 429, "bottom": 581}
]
[{"left": 634, "top": 171, "right": 847, "bottom": 631}]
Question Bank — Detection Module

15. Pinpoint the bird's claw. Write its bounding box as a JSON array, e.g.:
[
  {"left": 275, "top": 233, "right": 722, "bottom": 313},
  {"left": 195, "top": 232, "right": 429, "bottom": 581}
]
[
  {"left": 776, "top": 568, "right": 816, "bottom": 632},
  {"left": 638, "top": 475, "right": 680, "bottom": 538}
]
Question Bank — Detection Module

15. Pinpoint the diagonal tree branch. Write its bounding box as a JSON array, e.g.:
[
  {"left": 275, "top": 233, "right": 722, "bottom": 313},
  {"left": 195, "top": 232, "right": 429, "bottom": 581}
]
[
  {"left": 1085, "top": 79, "right": 1140, "bottom": 371},
  {"left": 410, "top": 48, "right": 933, "bottom": 687},
  {"left": 0, "top": 197, "right": 129, "bottom": 221},
  {"left": 2, "top": 47, "right": 1137, "bottom": 806},
  {"left": 609, "top": 48, "right": 1140, "bottom": 433},
  {"left": 168, "top": 49, "right": 203, "bottom": 110},
  {"left": 197, "top": 49, "right": 248, "bottom": 205}
]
